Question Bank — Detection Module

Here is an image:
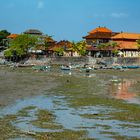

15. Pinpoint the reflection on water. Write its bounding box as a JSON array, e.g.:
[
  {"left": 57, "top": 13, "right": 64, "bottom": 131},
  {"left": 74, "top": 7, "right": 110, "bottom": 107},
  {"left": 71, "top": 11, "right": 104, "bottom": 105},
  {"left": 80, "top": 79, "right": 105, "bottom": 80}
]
[
  {"left": 109, "top": 78, "right": 139, "bottom": 103},
  {"left": 115, "top": 80, "right": 136, "bottom": 100}
]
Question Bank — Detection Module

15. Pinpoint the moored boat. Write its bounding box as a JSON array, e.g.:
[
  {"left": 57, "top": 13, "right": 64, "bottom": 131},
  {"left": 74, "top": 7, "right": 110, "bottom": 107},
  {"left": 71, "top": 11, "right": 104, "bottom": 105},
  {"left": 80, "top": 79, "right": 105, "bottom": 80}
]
[
  {"left": 32, "top": 65, "right": 50, "bottom": 71},
  {"left": 61, "top": 65, "right": 71, "bottom": 70}
]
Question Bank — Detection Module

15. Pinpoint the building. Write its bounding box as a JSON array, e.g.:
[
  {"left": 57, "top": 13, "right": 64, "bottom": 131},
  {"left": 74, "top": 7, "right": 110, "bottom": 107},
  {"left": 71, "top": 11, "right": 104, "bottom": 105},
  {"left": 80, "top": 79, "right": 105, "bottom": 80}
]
[
  {"left": 112, "top": 32, "right": 140, "bottom": 57},
  {"left": 83, "top": 26, "right": 114, "bottom": 46},
  {"left": 23, "top": 29, "right": 56, "bottom": 58},
  {"left": 83, "top": 26, "right": 118, "bottom": 57},
  {"left": 83, "top": 26, "right": 140, "bottom": 57},
  {"left": 48, "top": 40, "right": 79, "bottom": 57}
]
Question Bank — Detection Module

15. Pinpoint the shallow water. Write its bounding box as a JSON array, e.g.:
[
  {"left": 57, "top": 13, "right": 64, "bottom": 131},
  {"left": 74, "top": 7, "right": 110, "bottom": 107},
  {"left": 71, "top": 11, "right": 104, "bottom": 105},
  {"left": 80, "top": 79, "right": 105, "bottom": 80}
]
[
  {"left": 1, "top": 94, "right": 140, "bottom": 139},
  {"left": 0, "top": 70, "right": 140, "bottom": 139}
]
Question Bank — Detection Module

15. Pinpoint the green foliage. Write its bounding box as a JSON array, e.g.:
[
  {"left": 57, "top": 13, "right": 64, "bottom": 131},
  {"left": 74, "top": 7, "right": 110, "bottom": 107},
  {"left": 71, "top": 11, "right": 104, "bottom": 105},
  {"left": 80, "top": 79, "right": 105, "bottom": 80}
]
[
  {"left": 111, "top": 42, "right": 118, "bottom": 48},
  {"left": 97, "top": 43, "right": 107, "bottom": 49},
  {"left": 54, "top": 47, "right": 64, "bottom": 56},
  {"left": 97, "top": 41, "right": 118, "bottom": 49},
  {"left": 136, "top": 39, "right": 140, "bottom": 50},
  {"left": 4, "top": 49, "right": 13, "bottom": 57},
  {"left": 10, "top": 34, "right": 37, "bottom": 50},
  {"left": 0, "top": 30, "right": 10, "bottom": 46},
  {"left": 4, "top": 34, "right": 38, "bottom": 59},
  {"left": 112, "top": 49, "right": 119, "bottom": 55},
  {"left": 72, "top": 41, "right": 87, "bottom": 55}
]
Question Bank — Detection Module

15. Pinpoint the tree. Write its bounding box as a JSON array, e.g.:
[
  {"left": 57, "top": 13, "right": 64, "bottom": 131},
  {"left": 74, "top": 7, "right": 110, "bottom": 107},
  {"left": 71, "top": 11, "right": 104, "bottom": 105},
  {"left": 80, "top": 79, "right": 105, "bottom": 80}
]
[
  {"left": 4, "top": 34, "right": 38, "bottom": 61},
  {"left": 0, "top": 30, "right": 10, "bottom": 46},
  {"left": 111, "top": 49, "right": 119, "bottom": 56},
  {"left": 97, "top": 41, "right": 118, "bottom": 49},
  {"left": 136, "top": 39, "right": 140, "bottom": 50},
  {"left": 53, "top": 47, "right": 64, "bottom": 56},
  {"left": 72, "top": 41, "right": 87, "bottom": 56}
]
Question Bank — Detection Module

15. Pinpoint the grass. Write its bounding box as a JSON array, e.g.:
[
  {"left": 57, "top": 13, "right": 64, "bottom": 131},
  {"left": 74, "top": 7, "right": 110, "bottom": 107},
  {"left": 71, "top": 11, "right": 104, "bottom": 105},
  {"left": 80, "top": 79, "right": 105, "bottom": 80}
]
[
  {"left": 119, "top": 123, "right": 140, "bottom": 128},
  {"left": 95, "top": 124, "right": 111, "bottom": 130},
  {"left": 17, "top": 106, "right": 36, "bottom": 117},
  {"left": 71, "top": 96, "right": 140, "bottom": 122},
  {"left": 31, "top": 109, "right": 63, "bottom": 129},
  {"left": 0, "top": 115, "right": 20, "bottom": 139},
  {"left": 32, "top": 130, "right": 88, "bottom": 140}
]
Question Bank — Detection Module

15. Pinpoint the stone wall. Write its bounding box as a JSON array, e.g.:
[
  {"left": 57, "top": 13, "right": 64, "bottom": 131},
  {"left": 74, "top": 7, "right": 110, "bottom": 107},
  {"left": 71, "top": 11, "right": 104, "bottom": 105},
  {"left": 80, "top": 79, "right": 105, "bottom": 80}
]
[
  {"left": 49, "top": 57, "right": 89, "bottom": 65},
  {"left": 26, "top": 56, "right": 140, "bottom": 66},
  {"left": 49, "top": 57, "right": 140, "bottom": 65}
]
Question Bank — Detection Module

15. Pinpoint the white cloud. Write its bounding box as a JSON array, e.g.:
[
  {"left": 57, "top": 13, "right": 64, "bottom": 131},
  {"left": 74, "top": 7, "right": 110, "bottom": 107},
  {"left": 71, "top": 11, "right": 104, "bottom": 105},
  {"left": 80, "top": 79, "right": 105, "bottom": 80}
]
[
  {"left": 110, "top": 13, "right": 128, "bottom": 18},
  {"left": 37, "top": 1, "right": 44, "bottom": 9}
]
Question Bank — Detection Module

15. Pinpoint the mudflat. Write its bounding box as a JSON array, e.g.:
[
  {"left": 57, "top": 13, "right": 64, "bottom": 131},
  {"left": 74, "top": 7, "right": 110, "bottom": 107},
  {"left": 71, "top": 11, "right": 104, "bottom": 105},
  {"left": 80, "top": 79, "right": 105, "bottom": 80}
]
[{"left": 0, "top": 66, "right": 57, "bottom": 106}]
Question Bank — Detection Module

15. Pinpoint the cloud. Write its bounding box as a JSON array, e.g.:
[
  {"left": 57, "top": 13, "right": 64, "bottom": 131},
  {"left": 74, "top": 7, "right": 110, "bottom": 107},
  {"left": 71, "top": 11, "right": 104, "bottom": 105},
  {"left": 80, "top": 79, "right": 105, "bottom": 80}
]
[
  {"left": 37, "top": 1, "right": 44, "bottom": 9},
  {"left": 110, "top": 13, "right": 128, "bottom": 18}
]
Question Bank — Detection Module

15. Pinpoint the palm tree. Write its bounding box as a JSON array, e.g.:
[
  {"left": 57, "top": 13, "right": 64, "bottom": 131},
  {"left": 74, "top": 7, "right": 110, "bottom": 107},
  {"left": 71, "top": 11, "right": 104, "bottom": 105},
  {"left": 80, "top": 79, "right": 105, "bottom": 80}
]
[
  {"left": 72, "top": 41, "right": 87, "bottom": 56},
  {"left": 136, "top": 39, "right": 140, "bottom": 50}
]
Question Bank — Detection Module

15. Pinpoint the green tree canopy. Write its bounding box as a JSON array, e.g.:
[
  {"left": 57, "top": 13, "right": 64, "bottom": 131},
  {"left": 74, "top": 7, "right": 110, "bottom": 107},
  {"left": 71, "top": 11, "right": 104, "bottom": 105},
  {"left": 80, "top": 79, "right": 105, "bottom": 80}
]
[
  {"left": 97, "top": 41, "right": 118, "bottom": 49},
  {"left": 4, "top": 34, "right": 38, "bottom": 60},
  {"left": 72, "top": 41, "right": 87, "bottom": 56},
  {"left": 0, "top": 30, "right": 10, "bottom": 46},
  {"left": 53, "top": 47, "right": 64, "bottom": 56},
  {"left": 136, "top": 39, "right": 140, "bottom": 50}
]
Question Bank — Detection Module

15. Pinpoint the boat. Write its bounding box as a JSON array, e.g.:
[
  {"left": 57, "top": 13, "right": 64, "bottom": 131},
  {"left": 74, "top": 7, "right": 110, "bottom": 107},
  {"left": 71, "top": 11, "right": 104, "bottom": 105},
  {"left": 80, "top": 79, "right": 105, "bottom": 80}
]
[
  {"left": 17, "top": 63, "right": 35, "bottom": 67},
  {"left": 126, "top": 65, "right": 140, "bottom": 69},
  {"left": 32, "top": 65, "right": 50, "bottom": 71},
  {"left": 112, "top": 65, "right": 122, "bottom": 70},
  {"left": 81, "top": 66, "right": 93, "bottom": 72},
  {"left": 61, "top": 65, "right": 71, "bottom": 70},
  {"left": 85, "top": 67, "right": 92, "bottom": 72}
]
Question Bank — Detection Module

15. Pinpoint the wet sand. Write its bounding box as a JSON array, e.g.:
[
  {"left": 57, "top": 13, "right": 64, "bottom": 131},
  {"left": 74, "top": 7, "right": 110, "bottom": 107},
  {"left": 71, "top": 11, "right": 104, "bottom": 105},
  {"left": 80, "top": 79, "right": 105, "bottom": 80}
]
[{"left": 0, "top": 66, "right": 57, "bottom": 106}]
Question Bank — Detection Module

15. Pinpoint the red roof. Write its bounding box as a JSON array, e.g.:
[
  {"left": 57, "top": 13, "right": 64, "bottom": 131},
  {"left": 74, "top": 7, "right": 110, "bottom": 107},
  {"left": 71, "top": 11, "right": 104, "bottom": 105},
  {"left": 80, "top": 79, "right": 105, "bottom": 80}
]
[
  {"left": 112, "top": 32, "right": 140, "bottom": 40},
  {"left": 7, "top": 34, "right": 18, "bottom": 39},
  {"left": 89, "top": 27, "right": 112, "bottom": 34}
]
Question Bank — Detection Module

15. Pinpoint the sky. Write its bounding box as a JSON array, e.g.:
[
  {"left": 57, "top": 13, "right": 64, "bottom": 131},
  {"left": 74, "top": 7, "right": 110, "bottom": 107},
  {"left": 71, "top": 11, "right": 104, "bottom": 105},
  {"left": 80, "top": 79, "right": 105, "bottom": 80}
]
[{"left": 0, "top": 0, "right": 140, "bottom": 41}]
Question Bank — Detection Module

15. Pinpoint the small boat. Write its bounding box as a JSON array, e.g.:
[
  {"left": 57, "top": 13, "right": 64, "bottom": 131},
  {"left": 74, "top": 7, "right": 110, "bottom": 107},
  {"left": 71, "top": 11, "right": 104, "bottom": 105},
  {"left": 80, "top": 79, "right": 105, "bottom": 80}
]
[
  {"left": 17, "top": 63, "right": 35, "bottom": 67},
  {"left": 61, "top": 65, "right": 71, "bottom": 70},
  {"left": 126, "top": 65, "right": 140, "bottom": 69},
  {"left": 81, "top": 66, "right": 93, "bottom": 72},
  {"left": 32, "top": 65, "right": 50, "bottom": 71},
  {"left": 85, "top": 67, "right": 92, "bottom": 73},
  {"left": 112, "top": 65, "right": 122, "bottom": 70}
]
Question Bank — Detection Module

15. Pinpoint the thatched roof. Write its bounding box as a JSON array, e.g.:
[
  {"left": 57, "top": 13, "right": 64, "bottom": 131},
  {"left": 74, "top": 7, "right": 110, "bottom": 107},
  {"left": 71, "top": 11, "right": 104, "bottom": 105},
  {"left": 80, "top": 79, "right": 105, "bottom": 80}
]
[{"left": 24, "top": 29, "right": 43, "bottom": 35}]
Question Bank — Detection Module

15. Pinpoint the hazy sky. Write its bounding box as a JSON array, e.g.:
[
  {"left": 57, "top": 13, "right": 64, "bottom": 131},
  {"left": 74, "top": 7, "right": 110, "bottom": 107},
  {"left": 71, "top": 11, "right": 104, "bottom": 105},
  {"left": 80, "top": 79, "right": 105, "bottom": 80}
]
[{"left": 0, "top": 0, "right": 140, "bottom": 41}]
